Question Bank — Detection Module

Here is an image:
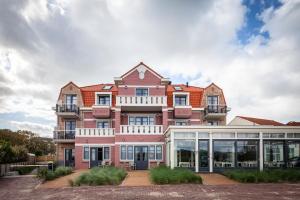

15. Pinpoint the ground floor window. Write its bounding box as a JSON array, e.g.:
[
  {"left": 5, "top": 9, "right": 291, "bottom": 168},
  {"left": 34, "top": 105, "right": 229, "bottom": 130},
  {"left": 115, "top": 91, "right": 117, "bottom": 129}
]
[
  {"left": 120, "top": 145, "right": 162, "bottom": 161},
  {"left": 213, "top": 141, "right": 235, "bottom": 168},
  {"left": 237, "top": 141, "right": 258, "bottom": 168},
  {"left": 83, "top": 146, "right": 89, "bottom": 160},
  {"left": 264, "top": 141, "right": 284, "bottom": 168},
  {"left": 174, "top": 140, "right": 195, "bottom": 168},
  {"left": 287, "top": 141, "right": 300, "bottom": 168}
]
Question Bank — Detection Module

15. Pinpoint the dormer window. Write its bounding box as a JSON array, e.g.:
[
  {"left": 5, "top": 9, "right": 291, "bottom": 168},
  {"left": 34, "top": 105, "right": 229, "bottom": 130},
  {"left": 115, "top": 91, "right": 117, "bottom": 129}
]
[
  {"left": 95, "top": 92, "right": 111, "bottom": 106},
  {"left": 103, "top": 85, "right": 112, "bottom": 90},
  {"left": 136, "top": 88, "right": 148, "bottom": 96},
  {"left": 174, "top": 86, "right": 182, "bottom": 91},
  {"left": 66, "top": 95, "right": 77, "bottom": 105},
  {"left": 207, "top": 96, "right": 218, "bottom": 112},
  {"left": 175, "top": 95, "right": 187, "bottom": 106}
]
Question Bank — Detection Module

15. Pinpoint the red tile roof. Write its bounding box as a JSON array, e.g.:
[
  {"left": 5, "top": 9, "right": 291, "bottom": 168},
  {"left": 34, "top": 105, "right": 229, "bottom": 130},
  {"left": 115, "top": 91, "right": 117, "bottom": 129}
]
[
  {"left": 286, "top": 121, "right": 300, "bottom": 126},
  {"left": 237, "top": 116, "right": 284, "bottom": 126}
]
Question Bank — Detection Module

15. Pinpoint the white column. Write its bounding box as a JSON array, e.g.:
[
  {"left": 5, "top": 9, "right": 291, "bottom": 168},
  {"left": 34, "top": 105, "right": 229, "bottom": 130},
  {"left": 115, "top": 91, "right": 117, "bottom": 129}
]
[
  {"left": 170, "top": 131, "right": 175, "bottom": 169},
  {"left": 209, "top": 131, "right": 213, "bottom": 173},
  {"left": 195, "top": 132, "right": 199, "bottom": 172},
  {"left": 259, "top": 132, "right": 263, "bottom": 171}
]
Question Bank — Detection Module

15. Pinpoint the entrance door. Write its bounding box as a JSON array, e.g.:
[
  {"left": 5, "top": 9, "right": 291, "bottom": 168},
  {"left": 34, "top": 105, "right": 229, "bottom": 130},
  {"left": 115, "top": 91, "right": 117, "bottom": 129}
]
[
  {"left": 199, "top": 140, "right": 209, "bottom": 171},
  {"left": 90, "top": 147, "right": 99, "bottom": 168},
  {"left": 65, "top": 148, "right": 75, "bottom": 167},
  {"left": 134, "top": 146, "right": 148, "bottom": 170}
]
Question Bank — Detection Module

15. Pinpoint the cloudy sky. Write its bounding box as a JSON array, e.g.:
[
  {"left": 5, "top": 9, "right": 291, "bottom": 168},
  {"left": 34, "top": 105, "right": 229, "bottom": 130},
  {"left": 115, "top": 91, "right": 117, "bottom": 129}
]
[{"left": 0, "top": 0, "right": 300, "bottom": 137}]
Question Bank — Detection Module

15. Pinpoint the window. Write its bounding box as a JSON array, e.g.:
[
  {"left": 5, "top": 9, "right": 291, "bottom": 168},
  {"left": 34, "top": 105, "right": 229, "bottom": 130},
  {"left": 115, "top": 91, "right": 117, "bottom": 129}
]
[
  {"left": 264, "top": 141, "right": 284, "bottom": 168},
  {"left": 104, "top": 147, "right": 110, "bottom": 159},
  {"left": 66, "top": 95, "right": 77, "bottom": 105},
  {"left": 136, "top": 88, "right": 148, "bottom": 96},
  {"left": 175, "top": 95, "right": 187, "bottom": 106},
  {"left": 263, "top": 133, "right": 285, "bottom": 138},
  {"left": 97, "top": 95, "right": 110, "bottom": 106},
  {"left": 65, "top": 121, "right": 76, "bottom": 138},
  {"left": 127, "top": 146, "right": 133, "bottom": 160},
  {"left": 208, "top": 121, "right": 218, "bottom": 126},
  {"left": 237, "top": 141, "right": 258, "bottom": 168},
  {"left": 175, "top": 121, "right": 187, "bottom": 126},
  {"left": 83, "top": 147, "right": 89, "bottom": 160},
  {"left": 287, "top": 141, "right": 300, "bottom": 168},
  {"left": 121, "top": 146, "right": 126, "bottom": 160},
  {"left": 149, "top": 145, "right": 155, "bottom": 160},
  {"left": 237, "top": 133, "right": 259, "bottom": 138},
  {"left": 103, "top": 85, "right": 112, "bottom": 90},
  {"left": 129, "top": 116, "right": 155, "bottom": 125},
  {"left": 207, "top": 96, "right": 218, "bottom": 105},
  {"left": 97, "top": 121, "right": 110, "bottom": 128},
  {"left": 213, "top": 141, "right": 235, "bottom": 168},
  {"left": 174, "top": 86, "right": 182, "bottom": 91},
  {"left": 156, "top": 145, "right": 162, "bottom": 160},
  {"left": 175, "top": 140, "right": 195, "bottom": 168}
]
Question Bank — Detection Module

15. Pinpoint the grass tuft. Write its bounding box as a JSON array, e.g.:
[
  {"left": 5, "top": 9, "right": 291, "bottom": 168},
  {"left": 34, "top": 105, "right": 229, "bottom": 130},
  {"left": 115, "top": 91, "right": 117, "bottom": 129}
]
[
  {"left": 150, "top": 165, "right": 202, "bottom": 184},
  {"left": 37, "top": 166, "right": 73, "bottom": 181}
]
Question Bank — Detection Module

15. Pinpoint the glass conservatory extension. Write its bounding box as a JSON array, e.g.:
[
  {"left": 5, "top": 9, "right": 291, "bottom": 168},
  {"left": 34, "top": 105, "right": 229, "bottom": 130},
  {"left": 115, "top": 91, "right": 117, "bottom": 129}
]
[{"left": 165, "top": 126, "right": 300, "bottom": 172}]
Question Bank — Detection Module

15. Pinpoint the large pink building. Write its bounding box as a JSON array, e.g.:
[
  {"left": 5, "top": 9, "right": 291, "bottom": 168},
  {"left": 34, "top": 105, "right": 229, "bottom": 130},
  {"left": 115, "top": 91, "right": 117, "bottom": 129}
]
[{"left": 54, "top": 62, "right": 228, "bottom": 170}]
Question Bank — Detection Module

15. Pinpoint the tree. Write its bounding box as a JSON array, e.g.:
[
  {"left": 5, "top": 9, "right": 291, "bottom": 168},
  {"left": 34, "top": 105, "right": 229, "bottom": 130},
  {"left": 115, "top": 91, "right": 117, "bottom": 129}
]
[{"left": 0, "top": 140, "right": 14, "bottom": 163}]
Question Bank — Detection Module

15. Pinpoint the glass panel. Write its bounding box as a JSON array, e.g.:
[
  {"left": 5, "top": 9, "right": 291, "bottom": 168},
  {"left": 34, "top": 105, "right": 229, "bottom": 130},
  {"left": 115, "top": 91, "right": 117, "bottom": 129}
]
[
  {"left": 98, "top": 95, "right": 110, "bottom": 105},
  {"left": 175, "top": 121, "right": 187, "bottom": 126},
  {"left": 237, "top": 133, "right": 259, "bottom": 138},
  {"left": 198, "top": 132, "right": 209, "bottom": 138},
  {"left": 65, "top": 149, "right": 70, "bottom": 161},
  {"left": 287, "top": 133, "right": 300, "bottom": 138},
  {"left": 135, "top": 117, "right": 142, "bottom": 125},
  {"left": 142, "top": 147, "right": 148, "bottom": 161},
  {"left": 104, "top": 147, "right": 109, "bottom": 159},
  {"left": 175, "top": 95, "right": 187, "bottom": 106},
  {"left": 141, "top": 117, "right": 148, "bottom": 125},
  {"left": 149, "top": 117, "right": 154, "bottom": 125},
  {"left": 91, "top": 149, "right": 96, "bottom": 161},
  {"left": 149, "top": 145, "right": 155, "bottom": 160},
  {"left": 174, "top": 140, "right": 195, "bottom": 168},
  {"left": 213, "top": 141, "right": 235, "bottom": 168},
  {"left": 264, "top": 141, "right": 284, "bottom": 168},
  {"left": 129, "top": 117, "right": 135, "bottom": 125},
  {"left": 287, "top": 141, "right": 300, "bottom": 168},
  {"left": 136, "top": 88, "right": 148, "bottom": 96},
  {"left": 237, "top": 141, "right": 258, "bottom": 168},
  {"left": 97, "top": 121, "right": 109, "bottom": 128},
  {"left": 174, "top": 132, "right": 195, "bottom": 139},
  {"left": 263, "top": 133, "right": 285, "bottom": 138},
  {"left": 84, "top": 147, "right": 89, "bottom": 160},
  {"left": 121, "top": 146, "right": 126, "bottom": 160},
  {"left": 207, "top": 96, "right": 218, "bottom": 105},
  {"left": 127, "top": 146, "right": 133, "bottom": 160},
  {"left": 156, "top": 145, "right": 162, "bottom": 160},
  {"left": 212, "top": 132, "right": 235, "bottom": 138},
  {"left": 199, "top": 141, "right": 208, "bottom": 168}
]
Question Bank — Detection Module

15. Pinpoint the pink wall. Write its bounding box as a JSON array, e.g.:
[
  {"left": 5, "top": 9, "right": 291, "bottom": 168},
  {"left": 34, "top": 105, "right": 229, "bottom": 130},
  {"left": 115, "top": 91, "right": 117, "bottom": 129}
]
[
  {"left": 174, "top": 107, "right": 192, "bottom": 118},
  {"left": 75, "top": 137, "right": 115, "bottom": 144},
  {"left": 92, "top": 107, "right": 110, "bottom": 118},
  {"left": 84, "top": 121, "right": 96, "bottom": 128},
  {"left": 83, "top": 112, "right": 93, "bottom": 119},
  {"left": 115, "top": 135, "right": 164, "bottom": 143},
  {"left": 122, "top": 70, "right": 161, "bottom": 85},
  {"left": 75, "top": 146, "right": 89, "bottom": 169},
  {"left": 118, "top": 87, "right": 165, "bottom": 96}
]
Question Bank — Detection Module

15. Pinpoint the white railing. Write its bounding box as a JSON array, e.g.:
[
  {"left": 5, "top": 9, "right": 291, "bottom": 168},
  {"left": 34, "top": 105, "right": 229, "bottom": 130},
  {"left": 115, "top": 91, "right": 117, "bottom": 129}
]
[
  {"left": 120, "top": 125, "right": 163, "bottom": 134},
  {"left": 116, "top": 96, "right": 167, "bottom": 106},
  {"left": 76, "top": 128, "right": 115, "bottom": 137}
]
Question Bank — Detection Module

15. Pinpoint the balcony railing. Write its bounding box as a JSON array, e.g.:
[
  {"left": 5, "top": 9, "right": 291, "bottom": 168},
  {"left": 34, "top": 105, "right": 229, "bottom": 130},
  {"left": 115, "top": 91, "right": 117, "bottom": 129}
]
[
  {"left": 116, "top": 96, "right": 167, "bottom": 107},
  {"left": 120, "top": 125, "right": 163, "bottom": 134},
  {"left": 56, "top": 104, "right": 80, "bottom": 115},
  {"left": 204, "top": 105, "right": 228, "bottom": 115},
  {"left": 53, "top": 130, "right": 75, "bottom": 141},
  {"left": 76, "top": 128, "right": 115, "bottom": 137}
]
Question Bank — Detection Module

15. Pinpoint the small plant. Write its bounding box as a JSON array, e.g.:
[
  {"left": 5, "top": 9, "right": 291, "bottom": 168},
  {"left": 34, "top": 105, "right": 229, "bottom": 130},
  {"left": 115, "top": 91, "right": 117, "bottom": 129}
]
[
  {"left": 150, "top": 166, "right": 202, "bottom": 184},
  {"left": 13, "top": 166, "right": 36, "bottom": 175},
  {"left": 73, "top": 167, "right": 127, "bottom": 186},
  {"left": 223, "top": 169, "right": 300, "bottom": 183},
  {"left": 37, "top": 166, "right": 73, "bottom": 181}
]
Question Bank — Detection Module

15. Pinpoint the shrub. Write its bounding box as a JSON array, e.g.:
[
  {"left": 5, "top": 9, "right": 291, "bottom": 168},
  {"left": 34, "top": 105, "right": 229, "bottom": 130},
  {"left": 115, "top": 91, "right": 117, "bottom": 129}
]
[
  {"left": 223, "top": 169, "right": 300, "bottom": 183},
  {"left": 73, "top": 167, "right": 127, "bottom": 186},
  {"left": 150, "top": 166, "right": 202, "bottom": 184},
  {"left": 14, "top": 166, "right": 36, "bottom": 175},
  {"left": 37, "top": 166, "right": 73, "bottom": 181}
]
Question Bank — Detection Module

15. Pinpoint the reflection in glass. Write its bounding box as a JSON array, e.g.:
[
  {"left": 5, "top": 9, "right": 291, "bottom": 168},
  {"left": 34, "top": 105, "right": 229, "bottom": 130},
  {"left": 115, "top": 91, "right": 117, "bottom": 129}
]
[
  {"left": 175, "top": 140, "right": 195, "bottom": 168},
  {"left": 287, "top": 141, "right": 300, "bottom": 168},
  {"left": 237, "top": 141, "right": 258, "bottom": 168},
  {"left": 213, "top": 141, "right": 235, "bottom": 168},
  {"left": 264, "top": 141, "right": 284, "bottom": 168},
  {"left": 199, "top": 141, "right": 209, "bottom": 169}
]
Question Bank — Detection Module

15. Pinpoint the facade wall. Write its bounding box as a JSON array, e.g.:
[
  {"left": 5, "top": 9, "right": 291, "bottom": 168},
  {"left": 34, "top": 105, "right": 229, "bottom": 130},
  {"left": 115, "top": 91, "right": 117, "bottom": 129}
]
[{"left": 56, "top": 143, "right": 75, "bottom": 166}]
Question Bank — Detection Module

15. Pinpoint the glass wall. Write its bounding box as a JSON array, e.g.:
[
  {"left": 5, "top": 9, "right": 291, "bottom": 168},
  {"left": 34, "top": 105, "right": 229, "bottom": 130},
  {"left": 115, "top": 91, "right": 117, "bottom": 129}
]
[
  {"left": 287, "top": 141, "right": 300, "bottom": 168},
  {"left": 213, "top": 141, "right": 235, "bottom": 168},
  {"left": 174, "top": 140, "right": 195, "bottom": 168},
  {"left": 237, "top": 141, "right": 258, "bottom": 168},
  {"left": 264, "top": 141, "right": 285, "bottom": 168}
]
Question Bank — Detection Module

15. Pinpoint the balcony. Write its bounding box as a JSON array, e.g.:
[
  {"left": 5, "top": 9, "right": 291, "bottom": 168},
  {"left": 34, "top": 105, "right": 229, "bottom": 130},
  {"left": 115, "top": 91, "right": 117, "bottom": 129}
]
[
  {"left": 120, "top": 125, "right": 163, "bottom": 134},
  {"left": 76, "top": 128, "right": 115, "bottom": 137},
  {"left": 204, "top": 105, "right": 229, "bottom": 119},
  {"left": 53, "top": 130, "right": 75, "bottom": 143},
  {"left": 116, "top": 96, "right": 167, "bottom": 111},
  {"left": 56, "top": 104, "right": 80, "bottom": 118}
]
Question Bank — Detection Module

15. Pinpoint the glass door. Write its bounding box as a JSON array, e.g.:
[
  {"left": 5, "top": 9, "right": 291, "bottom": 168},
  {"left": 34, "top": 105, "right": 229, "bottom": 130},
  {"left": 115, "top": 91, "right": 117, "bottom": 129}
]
[
  {"left": 199, "top": 140, "right": 209, "bottom": 171},
  {"left": 134, "top": 146, "right": 148, "bottom": 170}
]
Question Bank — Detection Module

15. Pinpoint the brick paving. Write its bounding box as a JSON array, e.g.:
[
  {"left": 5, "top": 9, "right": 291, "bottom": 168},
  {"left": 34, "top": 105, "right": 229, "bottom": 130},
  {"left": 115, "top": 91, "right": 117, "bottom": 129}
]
[
  {"left": 1, "top": 176, "right": 300, "bottom": 200},
  {"left": 199, "top": 173, "right": 239, "bottom": 185},
  {"left": 38, "top": 169, "right": 89, "bottom": 188},
  {"left": 121, "top": 170, "right": 153, "bottom": 186}
]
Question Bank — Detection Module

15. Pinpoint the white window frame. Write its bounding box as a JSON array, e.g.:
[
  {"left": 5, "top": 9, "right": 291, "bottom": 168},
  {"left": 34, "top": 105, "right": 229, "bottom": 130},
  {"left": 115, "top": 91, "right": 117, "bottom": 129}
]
[
  {"left": 127, "top": 114, "right": 156, "bottom": 125},
  {"left": 119, "top": 144, "right": 163, "bottom": 161},
  {"left": 96, "top": 119, "right": 111, "bottom": 128},
  {"left": 173, "top": 92, "right": 190, "bottom": 107},
  {"left": 175, "top": 120, "right": 188, "bottom": 126},
  {"left": 135, "top": 88, "right": 149, "bottom": 96},
  {"left": 207, "top": 95, "right": 219, "bottom": 106},
  {"left": 95, "top": 92, "right": 112, "bottom": 106},
  {"left": 82, "top": 146, "right": 90, "bottom": 161}
]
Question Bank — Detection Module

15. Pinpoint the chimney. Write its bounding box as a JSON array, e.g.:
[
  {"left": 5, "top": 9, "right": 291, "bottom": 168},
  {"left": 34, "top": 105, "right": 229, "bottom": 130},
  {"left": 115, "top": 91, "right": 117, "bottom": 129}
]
[{"left": 186, "top": 82, "right": 189, "bottom": 87}]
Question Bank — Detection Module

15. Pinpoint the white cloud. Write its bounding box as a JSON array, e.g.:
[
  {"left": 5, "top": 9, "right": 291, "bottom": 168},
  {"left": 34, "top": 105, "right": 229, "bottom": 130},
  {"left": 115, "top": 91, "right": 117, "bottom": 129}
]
[{"left": 10, "top": 121, "right": 54, "bottom": 138}]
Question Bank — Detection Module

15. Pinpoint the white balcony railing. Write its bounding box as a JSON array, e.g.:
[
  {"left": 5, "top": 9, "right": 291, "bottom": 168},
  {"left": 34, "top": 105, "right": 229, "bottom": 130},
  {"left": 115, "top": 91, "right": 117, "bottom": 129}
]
[
  {"left": 116, "top": 96, "right": 167, "bottom": 107},
  {"left": 76, "top": 128, "right": 115, "bottom": 137},
  {"left": 120, "top": 125, "right": 163, "bottom": 134}
]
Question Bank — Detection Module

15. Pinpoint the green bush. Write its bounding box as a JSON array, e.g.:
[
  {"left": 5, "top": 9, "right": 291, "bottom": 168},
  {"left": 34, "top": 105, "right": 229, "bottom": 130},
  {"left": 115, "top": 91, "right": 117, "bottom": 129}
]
[
  {"left": 73, "top": 167, "right": 127, "bottom": 186},
  {"left": 14, "top": 166, "right": 36, "bottom": 175},
  {"left": 150, "top": 166, "right": 202, "bottom": 184},
  {"left": 37, "top": 166, "right": 73, "bottom": 181},
  {"left": 223, "top": 169, "right": 300, "bottom": 183}
]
